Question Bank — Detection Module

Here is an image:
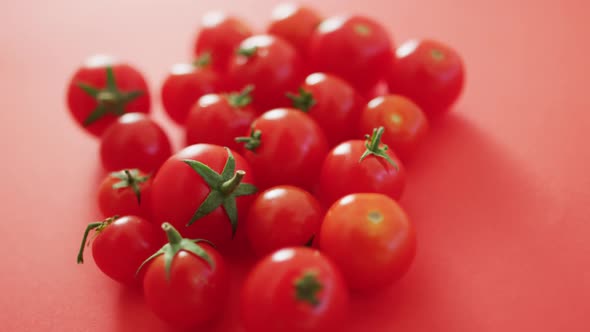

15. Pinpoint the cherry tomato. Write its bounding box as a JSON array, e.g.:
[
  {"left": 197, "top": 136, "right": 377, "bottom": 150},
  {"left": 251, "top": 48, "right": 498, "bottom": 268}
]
[
  {"left": 267, "top": 3, "right": 322, "bottom": 57},
  {"left": 228, "top": 35, "right": 304, "bottom": 111},
  {"left": 241, "top": 247, "right": 348, "bottom": 332},
  {"left": 308, "top": 16, "right": 393, "bottom": 93},
  {"left": 193, "top": 11, "right": 253, "bottom": 73},
  {"left": 246, "top": 186, "right": 323, "bottom": 257},
  {"left": 99, "top": 113, "right": 172, "bottom": 173},
  {"left": 288, "top": 73, "right": 365, "bottom": 147},
  {"left": 76, "top": 216, "right": 161, "bottom": 286},
  {"left": 387, "top": 39, "right": 465, "bottom": 117},
  {"left": 97, "top": 169, "right": 152, "bottom": 219},
  {"left": 150, "top": 144, "right": 257, "bottom": 248},
  {"left": 317, "top": 127, "right": 406, "bottom": 207},
  {"left": 319, "top": 193, "right": 416, "bottom": 292},
  {"left": 236, "top": 108, "right": 328, "bottom": 191},
  {"left": 185, "top": 86, "right": 257, "bottom": 151},
  {"left": 360, "top": 95, "right": 428, "bottom": 158},
  {"left": 160, "top": 56, "right": 222, "bottom": 125},
  {"left": 140, "top": 223, "right": 229, "bottom": 328},
  {"left": 66, "top": 55, "right": 150, "bottom": 137}
]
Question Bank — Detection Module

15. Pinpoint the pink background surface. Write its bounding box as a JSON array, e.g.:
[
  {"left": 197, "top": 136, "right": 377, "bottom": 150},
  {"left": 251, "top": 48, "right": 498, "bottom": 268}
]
[{"left": 1, "top": 0, "right": 589, "bottom": 331}]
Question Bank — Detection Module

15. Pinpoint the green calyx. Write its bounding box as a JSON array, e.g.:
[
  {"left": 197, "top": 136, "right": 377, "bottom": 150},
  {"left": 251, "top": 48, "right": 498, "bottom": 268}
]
[
  {"left": 235, "top": 129, "right": 262, "bottom": 151},
  {"left": 227, "top": 85, "right": 254, "bottom": 108},
  {"left": 431, "top": 49, "right": 445, "bottom": 61},
  {"left": 111, "top": 169, "right": 150, "bottom": 204},
  {"left": 287, "top": 87, "right": 316, "bottom": 112},
  {"left": 76, "top": 215, "right": 120, "bottom": 264},
  {"left": 136, "top": 222, "right": 214, "bottom": 281},
  {"left": 237, "top": 46, "right": 258, "bottom": 57},
  {"left": 183, "top": 148, "right": 257, "bottom": 237},
  {"left": 359, "top": 127, "right": 399, "bottom": 170},
  {"left": 354, "top": 24, "right": 372, "bottom": 36},
  {"left": 77, "top": 66, "right": 143, "bottom": 126},
  {"left": 193, "top": 52, "right": 212, "bottom": 68},
  {"left": 294, "top": 270, "right": 323, "bottom": 307}
]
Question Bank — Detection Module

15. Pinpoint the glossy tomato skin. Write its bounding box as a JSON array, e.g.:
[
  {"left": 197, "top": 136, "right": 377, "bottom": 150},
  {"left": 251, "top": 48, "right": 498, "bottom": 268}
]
[
  {"left": 228, "top": 35, "right": 304, "bottom": 111},
  {"left": 91, "top": 216, "right": 161, "bottom": 285},
  {"left": 97, "top": 170, "right": 152, "bottom": 219},
  {"left": 317, "top": 139, "right": 406, "bottom": 207},
  {"left": 143, "top": 243, "right": 229, "bottom": 328},
  {"left": 293, "top": 73, "right": 365, "bottom": 147},
  {"left": 150, "top": 144, "right": 255, "bottom": 248},
  {"left": 239, "top": 108, "right": 328, "bottom": 192},
  {"left": 246, "top": 186, "right": 323, "bottom": 257},
  {"left": 267, "top": 3, "right": 322, "bottom": 57},
  {"left": 241, "top": 247, "right": 348, "bottom": 332},
  {"left": 194, "top": 11, "right": 253, "bottom": 73},
  {"left": 185, "top": 93, "right": 257, "bottom": 151},
  {"left": 308, "top": 16, "right": 393, "bottom": 93},
  {"left": 66, "top": 55, "right": 151, "bottom": 137},
  {"left": 99, "top": 113, "right": 172, "bottom": 173},
  {"left": 387, "top": 39, "right": 465, "bottom": 117},
  {"left": 360, "top": 95, "right": 428, "bottom": 158},
  {"left": 161, "top": 63, "right": 222, "bottom": 125},
  {"left": 319, "top": 193, "right": 416, "bottom": 292}
]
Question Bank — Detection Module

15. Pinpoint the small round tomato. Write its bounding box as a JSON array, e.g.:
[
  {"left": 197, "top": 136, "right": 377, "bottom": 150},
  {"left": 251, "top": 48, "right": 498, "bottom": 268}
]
[
  {"left": 186, "top": 86, "right": 257, "bottom": 151},
  {"left": 246, "top": 186, "right": 323, "bottom": 257},
  {"left": 387, "top": 39, "right": 465, "bottom": 116},
  {"left": 76, "top": 216, "right": 161, "bottom": 285},
  {"left": 193, "top": 11, "right": 253, "bottom": 72},
  {"left": 97, "top": 169, "right": 152, "bottom": 219},
  {"left": 319, "top": 193, "right": 416, "bottom": 292},
  {"left": 66, "top": 55, "right": 151, "bottom": 137},
  {"left": 288, "top": 73, "right": 365, "bottom": 147},
  {"left": 140, "top": 223, "right": 229, "bottom": 328},
  {"left": 160, "top": 57, "right": 222, "bottom": 125},
  {"left": 308, "top": 16, "right": 393, "bottom": 93},
  {"left": 228, "top": 35, "right": 304, "bottom": 111},
  {"left": 150, "top": 144, "right": 257, "bottom": 248},
  {"left": 99, "top": 113, "right": 172, "bottom": 173},
  {"left": 360, "top": 95, "right": 428, "bottom": 158},
  {"left": 317, "top": 127, "right": 406, "bottom": 207},
  {"left": 267, "top": 3, "right": 322, "bottom": 57},
  {"left": 241, "top": 247, "right": 348, "bottom": 332},
  {"left": 236, "top": 108, "right": 328, "bottom": 191}
]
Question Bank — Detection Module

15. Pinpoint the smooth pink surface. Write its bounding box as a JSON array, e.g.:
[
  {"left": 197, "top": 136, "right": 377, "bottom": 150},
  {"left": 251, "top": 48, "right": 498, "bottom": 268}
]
[{"left": 1, "top": 0, "right": 589, "bottom": 331}]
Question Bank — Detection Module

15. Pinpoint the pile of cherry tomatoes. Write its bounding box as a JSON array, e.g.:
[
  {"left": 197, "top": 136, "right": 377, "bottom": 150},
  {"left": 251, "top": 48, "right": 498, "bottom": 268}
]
[{"left": 69, "top": 3, "right": 464, "bottom": 331}]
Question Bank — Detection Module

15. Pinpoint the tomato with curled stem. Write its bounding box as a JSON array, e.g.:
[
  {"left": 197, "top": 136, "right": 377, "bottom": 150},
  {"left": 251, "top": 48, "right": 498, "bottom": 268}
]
[
  {"left": 139, "top": 222, "right": 229, "bottom": 328},
  {"left": 66, "top": 55, "right": 150, "bottom": 137},
  {"left": 99, "top": 113, "right": 172, "bottom": 173},
  {"left": 317, "top": 127, "right": 406, "bottom": 207},
  {"left": 97, "top": 169, "right": 152, "bottom": 219},
  {"left": 267, "top": 3, "right": 322, "bottom": 57},
  {"left": 319, "top": 193, "right": 416, "bottom": 292},
  {"left": 241, "top": 247, "right": 348, "bottom": 332},
  {"left": 76, "top": 216, "right": 161, "bottom": 286}
]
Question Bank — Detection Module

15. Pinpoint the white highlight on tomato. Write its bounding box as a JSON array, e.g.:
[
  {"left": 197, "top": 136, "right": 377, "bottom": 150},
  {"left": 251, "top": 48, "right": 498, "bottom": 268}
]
[
  {"left": 332, "top": 143, "right": 352, "bottom": 156},
  {"left": 262, "top": 108, "right": 288, "bottom": 120},
  {"left": 272, "top": 3, "right": 297, "bottom": 20},
  {"left": 263, "top": 187, "right": 287, "bottom": 200},
  {"left": 85, "top": 54, "right": 117, "bottom": 68},
  {"left": 339, "top": 194, "right": 356, "bottom": 206},
  {"left": 118, "top": 113, "right": 144, "bottom": 124},
  {"left": 272, "top": 248, "right": 295, "bottom": 262},
  {"left": 306, "top": 73, "right": 326, "bottom": 85},
  {"left": 396, "top": 39, "right": 420, "bottom": 58},
  {"left": 318, "top": 16, "right": 346, "bottom": 33},
  {"left": 368, "top": 96, "right": 385, "bottom": 109},
  {"left": 170, "top": 63, "right": 194, "bottom": 75},
  {"left": 242, "top": 35, "right": 274, "bottom": 49},
  {"left": 198, "top": 94, "right": 221, "bottom": 107},
  {"left": 202, "top": 11, "right": 226, "bottom": 27}
]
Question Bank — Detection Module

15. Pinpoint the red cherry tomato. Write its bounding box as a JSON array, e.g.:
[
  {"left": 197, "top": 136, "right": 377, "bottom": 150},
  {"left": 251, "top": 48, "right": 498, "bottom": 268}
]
[
  {"left": 317, "top": 127, "right": 406, "bottom": 207},
  {"left": 241, "top": 247, "right": 348, "bottom": 332},
  {"left": 236, "top": 108, "right": 328, "bottom": 191},
  {"left": 193, "top": 11, "right": 253, "bottom": 73},
  {"left": 308, "top": 16, "right": 393, "bottom": 93},
  {"left": 66, "top": 55, "right": 150, "bottom": 137},
  {"left": 228, "top": 35, "right": 304, "bottom": 111},
  {"left": 185, "top": 86, "right": 257, "bottom": 151},
  {"left": 160, "top": 58, "right": 222, "bottom": 125},
  {"left": 246, "top": 186, "right": 323, "bottom": 257},
  {"left": 140, "top": 223, "right": 229, "bottom": 328},
  {"left": 267, "top": 3, "right": 322, "bottom": 57},
  {"left": 319, "top": 193, "right": 416, "bottom": 292},
  {"left": 76, "top": 216, "right": 161, "bottom": 285},
  {"left": 150, "top": 144, "right": 257, "bottom": 248},
  {"left": 387, "top": 39, "right": 465, "bottom": 116},
  {"left": 360, "top": 95, "right": 428, "bottom": 158},
  {"left": 288, "top": 73, "right": 365, "bottom": 147},
  {"left": 97, "top": 169, "right": 152, "bottom": 219},
  {"left": 99, "top": 113, "right": 172, "bottom": 173}
]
